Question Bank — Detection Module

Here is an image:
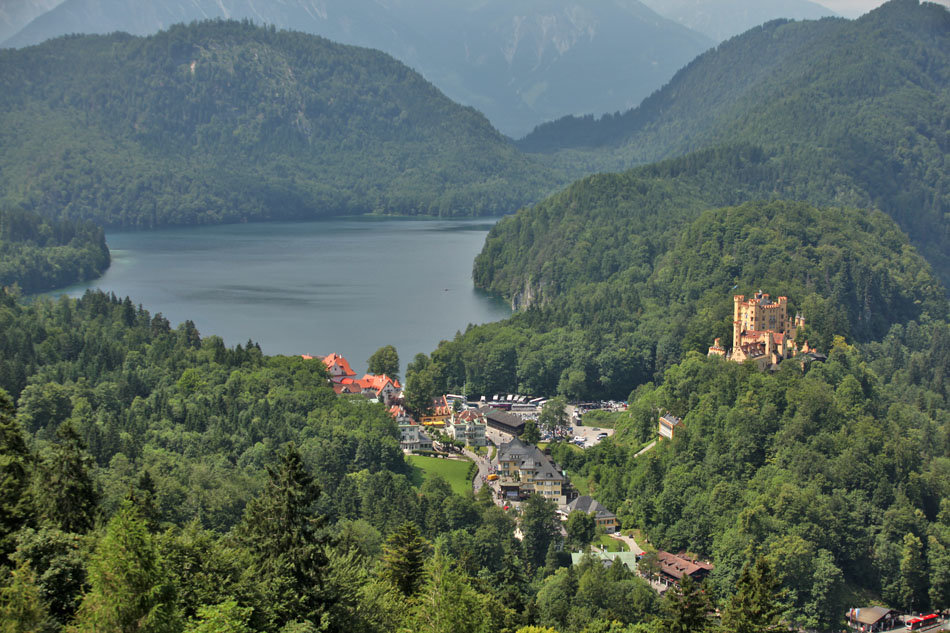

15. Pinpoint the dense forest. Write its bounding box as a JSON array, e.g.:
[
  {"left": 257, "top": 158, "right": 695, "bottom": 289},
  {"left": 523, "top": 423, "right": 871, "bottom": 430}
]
[
  {"left": 0, "top": 208, "right": 109, "bottom": 293},
  {"left": 0, "top": 267, "right": 946, "bottom": 631},
  {"left": 409, "top": 198, "right": 945, "bottom": 402},
  {"left": 549, "top": 327, "right": 950, "bottom": 630},
  {"left": 0, "top": 20, "right": 557, "bottom": 228},
  {"left": 517, "top": 0, "right": 950, "bottom": 283},
  {"left": 0, "top": 287, "right": 822, "bottom": 633}
]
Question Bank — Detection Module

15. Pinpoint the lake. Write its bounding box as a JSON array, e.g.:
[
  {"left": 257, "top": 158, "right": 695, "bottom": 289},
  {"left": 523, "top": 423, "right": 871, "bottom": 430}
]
[{"left": 42, "top": 217, "right": 512, "bottom": 376}]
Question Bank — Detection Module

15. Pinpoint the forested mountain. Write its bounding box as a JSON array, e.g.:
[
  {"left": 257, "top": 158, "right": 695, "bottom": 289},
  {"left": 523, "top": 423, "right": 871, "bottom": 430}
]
[
  {"left": 409, "top": 195, "right": 946, "bottom": 400},
  {"left": 1, "top": 0, "right": 713, "bottom": 136},
  {"left": 517, "top": 0, "right": 950, "bottom": 285},
  {"left": 639, "top": 0, "right": 835, "bottom": 41},
  {"left": 551, "top": 328, "right": 950, "bottom": 629},
  {"left": 2, "top": 205, "right": 938, "bottom": 632},
  {"left": 0, "top": 20, "right": 555, "bottom": 228},
  {"left": 0, "top": 208, "right": 109, "bottom": 293}
]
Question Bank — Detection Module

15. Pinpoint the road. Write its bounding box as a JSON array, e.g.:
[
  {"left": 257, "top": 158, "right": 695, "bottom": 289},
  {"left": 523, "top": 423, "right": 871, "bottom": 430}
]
[
  {"left": 635, "top": 440, "right": 657, "bottom": 457},
  {"left": 463, "top": 446, "right": 492, "bottom": 493},
  {"left": 608, "top": 531, "right": 645, "bottom": 556}
]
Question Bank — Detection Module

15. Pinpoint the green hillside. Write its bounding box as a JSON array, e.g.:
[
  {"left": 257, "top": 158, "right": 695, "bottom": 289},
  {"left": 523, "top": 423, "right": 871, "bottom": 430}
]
[
  {"left": 412, "top": 197, "right": 947, "bottom": 400},
  {"left": 0, "top": 207, "right": 109, "bottom": 292},
  {"left": 517, "top": 0, "right": 950, "bottom": 281},
  {"left": 0, "top": 20, "right": 556, "bottom": 228}
]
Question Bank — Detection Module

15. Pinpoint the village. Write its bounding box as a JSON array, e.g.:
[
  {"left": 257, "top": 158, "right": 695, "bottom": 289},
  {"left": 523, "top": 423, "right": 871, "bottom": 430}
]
[{"left": 300, "top": 290, "right": 944, "bottom": 632}]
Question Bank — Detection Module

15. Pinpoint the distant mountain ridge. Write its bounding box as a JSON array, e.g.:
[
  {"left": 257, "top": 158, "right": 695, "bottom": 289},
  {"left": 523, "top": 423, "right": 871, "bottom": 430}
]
[
  {"left": 2, "top": 0, "right": 714, "bottom": 136},
  {"left": 0, "top": 0, "right": 62, "bottom": 43},
  {"left": 0, "top": 20, "right": 555, "bottom": 228},
  {"left": 640, "top": 0, "right": 835, "bottom": 41}
]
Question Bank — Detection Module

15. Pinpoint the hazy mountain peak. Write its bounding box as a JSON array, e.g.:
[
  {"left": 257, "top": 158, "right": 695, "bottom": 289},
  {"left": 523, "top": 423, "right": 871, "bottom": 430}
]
[{"left": 640, "top": 0, "right": 837, "bottom": 41}]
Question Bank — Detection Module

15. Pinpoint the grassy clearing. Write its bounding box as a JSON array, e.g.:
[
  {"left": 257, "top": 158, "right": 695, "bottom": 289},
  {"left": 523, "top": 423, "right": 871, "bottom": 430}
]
[
  {"left": 407, "top": 454, "right": 474, "bottom": 496},
  {"left": 592, "top": 534, "right": 629, "bottom": 552},
  {"left": 577, "top": 410, "right": 624, "bottom": 429}
]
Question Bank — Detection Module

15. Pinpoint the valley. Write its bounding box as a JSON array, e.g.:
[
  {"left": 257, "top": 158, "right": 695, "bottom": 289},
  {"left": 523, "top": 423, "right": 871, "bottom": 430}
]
[{"left": 0, "top": 1, "right": 947, "bottom": 632}]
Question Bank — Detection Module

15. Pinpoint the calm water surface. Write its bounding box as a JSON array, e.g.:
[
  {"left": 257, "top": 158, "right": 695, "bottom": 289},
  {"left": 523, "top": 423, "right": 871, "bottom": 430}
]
[{"left": 43, "top": 217, "right": 511, "bottom": 375}]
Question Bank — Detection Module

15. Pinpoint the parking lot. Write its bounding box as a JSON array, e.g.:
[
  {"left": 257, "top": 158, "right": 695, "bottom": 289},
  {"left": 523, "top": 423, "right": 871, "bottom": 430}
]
[{"left": 567, "top": 425, "right": 615, "bottom": 447}]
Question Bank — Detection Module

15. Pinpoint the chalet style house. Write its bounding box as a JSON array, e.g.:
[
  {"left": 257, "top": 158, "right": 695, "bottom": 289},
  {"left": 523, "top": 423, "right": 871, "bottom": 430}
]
[
  {"left": 561, "top": 495, "right": 618, "bottom": 533},
  {"left": 301, "top": 353, "right": 401, "bottom": 404}
]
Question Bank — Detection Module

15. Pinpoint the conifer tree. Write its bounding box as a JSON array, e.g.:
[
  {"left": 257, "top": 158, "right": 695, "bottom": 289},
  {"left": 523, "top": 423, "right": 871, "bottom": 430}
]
[
  {"left": 662, "top": 574, "right": 711, "bottom": 633},
  {"left": 522, "top": 494, "right": 562, "bottom": 569},
  {"left": 899, "top": 533, "right": 929, "bottom": 612},
  {"left": 0, "top": 389, "right": 32, "bottom": 567},
  {"left": 721, "top": 556, "right": 783, "bottom": 633},
  {"left": 410, "top": 552, "right": 489, "bottom": 633},
  {"left": 237, "top": 444, "right": 330, "bottom": 630},
  {"left": 71, "top": 500, "right": 179, "bottom": 633},
  {"left": 0, "top": 560, "right": 49, "bottom": 633},
  {"left": 380, "top": 520, "right": 430, "bottom": 597},
  {"left": 35, "top": 422, "right": 99, "bottom": 534}
]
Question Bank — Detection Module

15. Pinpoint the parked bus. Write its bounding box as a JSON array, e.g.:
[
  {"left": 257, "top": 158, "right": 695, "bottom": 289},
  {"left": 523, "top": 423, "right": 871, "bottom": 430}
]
[{"left": 906, "top": 614, "right": 940, "bottom": 631}]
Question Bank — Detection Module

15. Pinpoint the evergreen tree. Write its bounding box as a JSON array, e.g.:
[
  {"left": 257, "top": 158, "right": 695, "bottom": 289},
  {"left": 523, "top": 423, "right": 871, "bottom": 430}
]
[
  {"left": 522, "top": 494, "right": 562, "bottom": 569},
  {"left": 899, "top": 533, "right": 929, "bottom": 612},
  {"left": 35, "top": 422, "right": 99, "bottom": 534},
  {"left": 379, "top": 521, "right": 430, "bottom": 598},
  {"left": 409, "top": 553, "right": 489, "bottom": 633},
  {"left": 237, "top": 444, "right": 331, "bottom": 630},
  {"left": 0, "top": 389, "right": 32, "bottom": 567},
  {"left": 662, "top": 574, "right": 711, "bottom": 633},
  {"left": 72, "top": 500, "right": 179, "bottom": 633},
  {"left": 185, "top": 601, "right": 253, "bottom": 633},
  {"left": 721, "top": 556, "right": 783, "bottom": 633},
  {"left": 929, "top": 530, "right": 950, "bottom": 611},
  {"left": 126, "top": 470, "right": 161, "bottom": 533},
  {"left": 0, "top": 560, "right": 49, "bottom": 633}
]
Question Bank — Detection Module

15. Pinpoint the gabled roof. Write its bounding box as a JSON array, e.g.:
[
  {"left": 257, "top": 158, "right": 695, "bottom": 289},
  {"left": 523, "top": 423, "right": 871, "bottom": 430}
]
[
  {"left": 566, "top": 495, "right": 615, "bottom": 518},
  {"left": 454, "top": 409, "right": 484, "bottom": 423},
  {"left": 496, "top": 437, "right": 531, "bottom": 462},
  {"left": 357, "top": 373, "right": 402, "bottom": 392},
  {"left": 496, "top": 438, "right": 564, "bottom": 482},
  {"left": 321, "top": 353, "right": 356, "bottom": 377},
  {"left": 849, "top": 607, "right": 899, "bottom": 626},
  {"left": 657, "top": 551, "right": 713, "bottom": 581}
]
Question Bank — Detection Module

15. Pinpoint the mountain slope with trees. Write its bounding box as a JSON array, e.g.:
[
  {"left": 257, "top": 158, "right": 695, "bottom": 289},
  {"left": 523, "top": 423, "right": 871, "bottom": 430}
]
[
  {"left": 517, "top": 0, "right": 950, "bottom": 281},
  {"left": 1, "top": 0, "right": 713, "bottom": 136},
  {"left": 0, "top": 20, "right": 556, "bottom": 228},
  {"left": 410, "top": 197, "right": 947, "bottom": 402},
  {"left": 0, "top": 208, "right": 109, "bottom": 293}
]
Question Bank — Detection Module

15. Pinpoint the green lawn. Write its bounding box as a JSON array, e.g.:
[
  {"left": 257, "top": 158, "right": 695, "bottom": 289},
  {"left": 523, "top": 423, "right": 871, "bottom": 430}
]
[
  {"left": 593, "top": 534, "right": 629, "bottom": 552},
  {"left": 407, "top": 455, "right": 474, "bottom": 496}
]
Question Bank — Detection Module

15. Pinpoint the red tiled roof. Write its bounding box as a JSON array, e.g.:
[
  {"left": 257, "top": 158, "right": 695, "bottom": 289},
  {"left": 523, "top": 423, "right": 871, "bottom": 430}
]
[
  {"left": 455, "top": 409, "right": 483, "bottom": 423},
  {"left": 321, "top": 353, "right": 356, "bottom": 377},
  {"left": 301, "top": 354, "right": 314, "bottom": 360},
  {"left": 357, "top": 374, "right": 402, "bottom": 392}
]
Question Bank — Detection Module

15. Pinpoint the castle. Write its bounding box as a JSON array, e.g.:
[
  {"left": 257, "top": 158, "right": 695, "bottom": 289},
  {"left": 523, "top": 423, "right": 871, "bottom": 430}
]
[{"left": 708, "top": 291, "right": 808, "bottom": 368}]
